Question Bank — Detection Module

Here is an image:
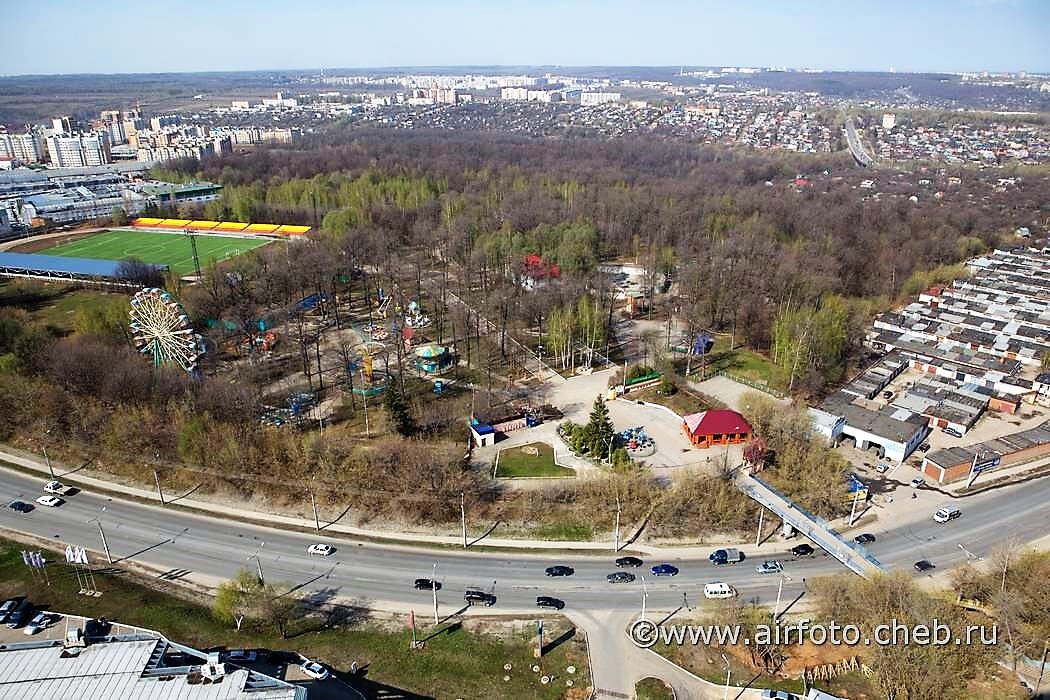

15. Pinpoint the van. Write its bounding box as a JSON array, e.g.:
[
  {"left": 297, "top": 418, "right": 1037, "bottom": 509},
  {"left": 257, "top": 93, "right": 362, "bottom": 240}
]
[
  {"left": 933, "top": 506, "right": 961, "bottom": 523},
  {"left": 703, "top": 582, "right": 736, "bottom": 599},
  {"left": 463, "top": 589, "right": 496, "bottom": 607}
]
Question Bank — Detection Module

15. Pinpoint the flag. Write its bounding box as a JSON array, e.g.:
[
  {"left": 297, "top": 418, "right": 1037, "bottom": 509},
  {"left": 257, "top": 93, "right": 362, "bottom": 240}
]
[
  {"left": 21, "top": 550, "right": 30, "bottom": 566},
  {"left": 408, "top": 610, "right": 415, "bottom": 633},
  {"left": 31, "top": 551, "right": 46, "bottom": 569},
  {"left": 536, "top": 619, "right": 543, "bottom": 637},
  {"left": 64, "top": 545, "right": 74, "bottom": 563},
  {"left": 76, "top": 546, "right": 89, "bottom": 565}
]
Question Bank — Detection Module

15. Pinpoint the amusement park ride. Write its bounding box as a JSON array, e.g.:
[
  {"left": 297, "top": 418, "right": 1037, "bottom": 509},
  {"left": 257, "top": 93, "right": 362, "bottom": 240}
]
[{"left": 129, "top": 288, "right": 206, "bottom": 373}]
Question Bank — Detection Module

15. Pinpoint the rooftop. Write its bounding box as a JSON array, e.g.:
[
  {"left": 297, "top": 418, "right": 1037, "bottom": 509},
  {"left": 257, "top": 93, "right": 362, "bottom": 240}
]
[{"left": 0, "top": 629, "right": 304, "bottom": 700}]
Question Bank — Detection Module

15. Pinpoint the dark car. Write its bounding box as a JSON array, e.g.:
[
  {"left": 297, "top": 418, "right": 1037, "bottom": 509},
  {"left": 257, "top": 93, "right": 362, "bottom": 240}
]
[
  {"left": 4, "top": 600, "right": 32, "bottom": 629},
  {"left": 790, "top": 543, "right": 815, "bottom": 558},
  {"left": 0, "top": 597, "right": 25, "bottom": 624},
  {"left": 607, "top": 571, "right": 636, "bottom": 584},
  {"left": 544, "top": 565, "right": 575, "bottom": 577},
  {"left": 918, "top": 443, "right": 932, "bottom": 453},
  {"left": 914, "top": 560, "right": 935, "bottom": 573},
  {"left": 413, "top": 578, "right": 441, "bottom": 591},
  {"left": 853, "top": 533, "right": 876, "bottom": 545},
  {"left": 84, "top": 618, "right": 112, "bottom": 637},
  {"left": 463, "top": 590, "right": 496, "bottom": 607},
  {"left": 943, "top": 427, "right": 963, "bottom": 438},
  {"left": 536, "top": 596, "right": 565, "bottom": 610},
  {"left": 615, "top": 556, "right": 643, "bottom": 568},
  {"left": 650, "top": 564, "right": 679, "bottom": 577},
  {"left": 7, "top": 500, "right": 33, "bottom": 513}
]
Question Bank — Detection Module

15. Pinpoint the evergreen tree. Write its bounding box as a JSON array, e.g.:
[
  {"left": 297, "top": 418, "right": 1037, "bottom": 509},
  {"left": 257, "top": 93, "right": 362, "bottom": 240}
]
[
  {"left": 384, "top": 384, "right": 416, "bottom": 436},
  {"left": 583, "top": 394, "right": 615, "bottom": 460}
]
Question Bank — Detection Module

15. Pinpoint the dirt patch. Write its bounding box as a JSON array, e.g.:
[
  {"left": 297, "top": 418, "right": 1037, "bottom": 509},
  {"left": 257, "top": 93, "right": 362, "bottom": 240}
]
[{"left": 7, "top": 230, "right": 102, "bottom": 253}]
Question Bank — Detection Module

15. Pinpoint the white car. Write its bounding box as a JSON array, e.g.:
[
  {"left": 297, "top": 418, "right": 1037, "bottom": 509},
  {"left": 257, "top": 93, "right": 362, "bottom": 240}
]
[
  {"left": 299, "top": 660, "right": 330, "bottom": 680},
  {"left": 35, "top": 495, "right": 64, "bottom": 508},
  {"left": 43, "top": 481, "right": 68, "bottom": 495},
  {"left": 874, "top": 463, "right": 890, "bottom": 474},
  {"left": 909, "top": 477, "right": 924, "bottom": 488},
  {"left": 307, "top": 543, "right": 334, "bottom": 557}
]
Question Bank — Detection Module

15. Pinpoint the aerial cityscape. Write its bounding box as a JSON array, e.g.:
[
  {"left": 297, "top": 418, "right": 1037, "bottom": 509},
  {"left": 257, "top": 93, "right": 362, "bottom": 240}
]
[{"left": 1, "top": 2, "right": 1049, "bottom": 699}]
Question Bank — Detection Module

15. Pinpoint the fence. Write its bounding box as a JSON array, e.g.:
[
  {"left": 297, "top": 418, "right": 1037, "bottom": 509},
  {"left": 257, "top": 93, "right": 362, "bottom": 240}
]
[{"left": 713, "top": 370, "right": 788, "bottom": 399}]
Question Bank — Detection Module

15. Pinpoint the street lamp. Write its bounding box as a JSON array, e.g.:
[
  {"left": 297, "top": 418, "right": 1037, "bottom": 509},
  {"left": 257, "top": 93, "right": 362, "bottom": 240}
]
[
  {"left": 640, "top": 575, "right": 648, "bottom": 622},
  {"left": 720, "top": 653, "right": 731, "bottom": 700},
  {"left": 432, "top": 562, "right": 439, "bottom": 625},
  {"left": 87, "top": 515, "right": 113, "bottom": 564}
]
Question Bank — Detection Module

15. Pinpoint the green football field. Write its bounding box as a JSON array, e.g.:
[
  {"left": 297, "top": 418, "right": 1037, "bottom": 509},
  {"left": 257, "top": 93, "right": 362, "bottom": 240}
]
[{"left": 37, "top": 229, "right": 271, "bottom": 276}]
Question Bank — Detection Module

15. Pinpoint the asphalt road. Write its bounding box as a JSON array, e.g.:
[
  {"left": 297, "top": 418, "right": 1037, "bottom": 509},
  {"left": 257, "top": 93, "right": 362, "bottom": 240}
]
[{"left": 1, "top": 467, "right": 1047, "bottom": 617}]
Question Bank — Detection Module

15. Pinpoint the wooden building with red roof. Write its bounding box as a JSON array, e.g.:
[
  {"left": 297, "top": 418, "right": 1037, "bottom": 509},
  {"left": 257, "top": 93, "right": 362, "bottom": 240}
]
[{"left": 682, "top": 409, "right": 752, "bottom": 448}]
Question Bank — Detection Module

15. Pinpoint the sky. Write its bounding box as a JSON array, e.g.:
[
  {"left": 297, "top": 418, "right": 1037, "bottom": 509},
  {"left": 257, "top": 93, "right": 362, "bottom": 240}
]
[{"left": 3, "top": 0, "right": 1048, "bottom": 76}]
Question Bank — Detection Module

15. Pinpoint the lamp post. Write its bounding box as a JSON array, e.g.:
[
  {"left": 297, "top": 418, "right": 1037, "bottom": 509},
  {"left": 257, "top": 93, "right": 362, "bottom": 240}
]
[
  {"left": 432, "top": 562, "right": 439, "bottom": 625},
  {"left": 88, "top": 517, "right": 112, "bottom": 564},
  {"left": 720, "top": 653, "right": 731, "bottom": 700}
]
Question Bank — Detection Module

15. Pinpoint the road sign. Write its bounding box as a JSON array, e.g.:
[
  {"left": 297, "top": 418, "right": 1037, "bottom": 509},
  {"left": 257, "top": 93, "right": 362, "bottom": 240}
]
[{"left": 970, "top": 452, "right": 1001, "bottom": 474}]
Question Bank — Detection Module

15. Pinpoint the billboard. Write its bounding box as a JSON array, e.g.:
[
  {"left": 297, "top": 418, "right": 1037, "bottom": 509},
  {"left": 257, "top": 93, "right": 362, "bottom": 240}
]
[{"left": 970, "top": 452, "right": 1001, "bottom": 474}]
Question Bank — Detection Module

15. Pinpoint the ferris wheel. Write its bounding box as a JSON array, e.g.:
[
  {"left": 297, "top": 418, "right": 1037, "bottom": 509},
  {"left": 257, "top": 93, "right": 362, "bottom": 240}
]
[{"left": 129, "top": 287, "right": 205, "bottom": 373}]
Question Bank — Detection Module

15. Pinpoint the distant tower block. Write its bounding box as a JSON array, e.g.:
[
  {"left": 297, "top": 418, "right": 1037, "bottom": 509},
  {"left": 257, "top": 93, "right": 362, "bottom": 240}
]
[{"left": 882, "top": 113, "right": 896, "bottom": 130}]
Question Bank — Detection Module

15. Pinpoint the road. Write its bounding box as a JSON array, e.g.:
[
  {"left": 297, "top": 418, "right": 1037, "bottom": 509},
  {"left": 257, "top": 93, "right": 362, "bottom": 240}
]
[{"left": 2, "top": 466, "right": 1047, "bottom": 616}]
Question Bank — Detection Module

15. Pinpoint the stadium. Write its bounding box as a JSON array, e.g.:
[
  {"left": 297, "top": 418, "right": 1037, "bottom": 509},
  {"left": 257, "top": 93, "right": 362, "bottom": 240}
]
[{"left": 0, "top": 219, "right": 311, "bottom": 283}]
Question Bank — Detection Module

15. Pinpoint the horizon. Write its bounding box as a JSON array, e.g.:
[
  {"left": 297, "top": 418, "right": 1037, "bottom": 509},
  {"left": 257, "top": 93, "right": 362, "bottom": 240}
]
[{"left": 5, "top": 0, "right": 1048, "bottom": 76}]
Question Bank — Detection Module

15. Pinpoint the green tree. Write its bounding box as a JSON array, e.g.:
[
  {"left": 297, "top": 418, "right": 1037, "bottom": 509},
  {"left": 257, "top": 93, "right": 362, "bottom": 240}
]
[
  {"left": 213, "top": 568, "right": 266, "bottom": 632},
  {"left": 110, "top": 206, "right": 128, "bottom": 227},
  {"left": 384, "top": 384, "right": 416, "bottom": 436},
  {"left": 582, "top": 395, "right": 615, "bottom": 461}
]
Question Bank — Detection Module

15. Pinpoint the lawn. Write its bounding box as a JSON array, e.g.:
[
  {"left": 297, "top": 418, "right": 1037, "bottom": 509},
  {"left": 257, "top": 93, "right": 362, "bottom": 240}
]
[
  {"left": 695, "top": 345, "right": 788, "bottom": 393},
  {"left": 0, "top": 279, "right": 125, "bottom": 334},
  {"left": 495, "top": 443, "right": 575, "bottom": 478},
  {"left": 0, "top": 538, "right": 590, "bottom": 699},
  {"left": 635, "top": 677, "right": 675, "bottom": 700},
  {"left": 37, "top": 229, "right": 270, "bottom": 276},
  {"left": 630, "top": 384, "right": 712, "bottom": 416}
]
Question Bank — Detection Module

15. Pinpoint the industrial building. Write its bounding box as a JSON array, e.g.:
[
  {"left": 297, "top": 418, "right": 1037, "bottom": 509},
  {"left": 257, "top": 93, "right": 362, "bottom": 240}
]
[
  {"left": 921, "top": 420, "right": 1050, "bottom": 483},
  {"left": 0, "top": 618, "right": 306, "bottom": 699}
]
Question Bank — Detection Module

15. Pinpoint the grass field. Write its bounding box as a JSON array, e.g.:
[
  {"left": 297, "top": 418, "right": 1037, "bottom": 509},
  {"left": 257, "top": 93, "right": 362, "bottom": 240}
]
[
  {"left": 495, "top": 443, "right": 575, "bottom": 478},
  {"left": 37, "top": 229, "right": 270, "bottom": 276}
]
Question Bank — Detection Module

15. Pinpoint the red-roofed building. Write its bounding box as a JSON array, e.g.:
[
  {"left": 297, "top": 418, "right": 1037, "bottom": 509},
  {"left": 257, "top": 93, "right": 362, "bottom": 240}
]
[{"left": 682, "top": 410, "right": 752, "bottom": 448}]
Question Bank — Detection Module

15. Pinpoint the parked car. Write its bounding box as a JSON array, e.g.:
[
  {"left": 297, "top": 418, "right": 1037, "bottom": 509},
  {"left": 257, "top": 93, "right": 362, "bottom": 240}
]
[
  {"left": 7, "top": 500, "right": 33, "bottom": 513},
  {"left": 413, "top": 578, "right": 441, "bottom": 591},
  {"left": 23, "top": 611, "right": 57, "bottom": 636},
  {"left": 853, "top": 533, "right": 876, "bottom": 545},
  {"left": 544, "top": 565, "right": 575, "bottom": 577},
  {"left": 708, "top": 548, "right": 743, "bottom": 566},
  {"left": 761, "top": 690, "right": 801, "bottom": 700},
  {"left": 299, "top": 660, "right": 330, "bottom": 681},
  {"left": 614, "top": 556, "right": 643, "bottom": 568},
  {"left": 650, "top": 564, "right": 679, "bottom": 577},
  {"left": 756, "top": 560, "right": 783, "bottom": 575},
  {"left": 874, "top": 463, "right": 890, "bottom": 474},
  {"left": 5, "top": 599, "right": 32, "bottom": 629},
  {"left": 43, "top": 481, "right": 74, "bottom": 496},
  {"left": 464, "top": 590, "right": 496, "bottom": 606},
  {"left": 918, "top": 443, "right": 932, "bottom": 453},
  {"left": 34, "top": 495, "right": 64, "bottom": 508},
  {"left": 535, "top": 596, "right": 565, "bottom": 610},
  {"left": 882, "top": 391, "right": 894, "bottom": 400},
  {"left": 225, "top": 649, "right": 258, "bottom": 663},
  {"left": 943, "top": 427, "right": 963, "bottom": 438},
  {"left": 306, "top": 543, "right": 335, "bottom": 557},
  {"left": 84, "top": 618, "right": 111, "bottom": 637},
  {"left": 914, "top": 560, "right": 935, "bottom": 573},
  {"left": 910, "top": 477, "right": 925, "bottom": 488},
  {"left": 607, "top": 572, "right": 636, "bottom": 584},
  {"left": 790, "top": 543, "right": 815, "bottom": 558},
  {"left": 0, "top": 597, "right": 25, "bottom": 624}
]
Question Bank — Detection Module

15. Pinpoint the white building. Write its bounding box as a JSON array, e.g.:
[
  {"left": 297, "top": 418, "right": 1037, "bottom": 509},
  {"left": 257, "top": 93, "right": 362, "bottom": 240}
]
[
  {"left": 0, "top": 132, "right": 45, "bottom": 164},
  {"left": 501, "top": 87, "right": 529, "bottom": 101},
  {"left": 45, "top": 132, "right": 111, "bottom": 168},
  {"left": 882, "top": 113, "right": 896, "bottom": 130},
  {"left": 580, "top": 92, "right": 621, "bottom": 106}
]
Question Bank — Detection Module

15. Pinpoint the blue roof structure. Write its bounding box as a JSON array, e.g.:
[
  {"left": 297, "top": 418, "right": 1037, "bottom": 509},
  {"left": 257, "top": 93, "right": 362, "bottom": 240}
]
[{"left": 0, "top": 252, "right": 167, "bottom": 279}]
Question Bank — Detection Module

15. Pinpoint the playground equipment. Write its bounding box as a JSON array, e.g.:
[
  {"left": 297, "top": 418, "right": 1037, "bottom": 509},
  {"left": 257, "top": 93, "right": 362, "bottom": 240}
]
[{"left": 129, "top": 288, "right": 205, "bottom": 373}]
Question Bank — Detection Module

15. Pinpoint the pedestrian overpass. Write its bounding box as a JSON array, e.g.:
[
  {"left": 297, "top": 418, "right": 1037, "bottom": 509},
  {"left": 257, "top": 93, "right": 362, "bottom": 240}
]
[{"left": 736, "top": 472, "right": 885, "bottom": 577}]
